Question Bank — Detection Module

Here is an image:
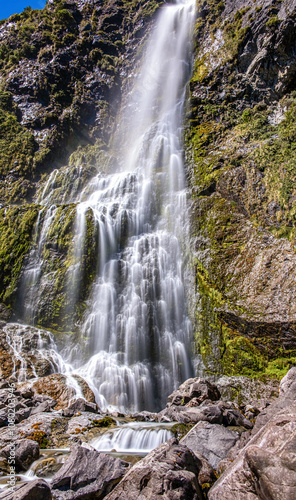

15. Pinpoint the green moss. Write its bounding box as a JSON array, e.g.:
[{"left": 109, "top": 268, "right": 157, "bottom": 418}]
[
  {"left": 0, "top": 205, "right": 39, "bottom": 306},
  {"left": 90, "top": 417, "right": 116, "bottom": 428},
  {"left": 171, "top": 423, "right": 194, "bottom": 439}
]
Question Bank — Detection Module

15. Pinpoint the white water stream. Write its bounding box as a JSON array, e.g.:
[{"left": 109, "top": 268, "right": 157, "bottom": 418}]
[{"left": 15, "top": 0, "right": 196, "bottom": 414}]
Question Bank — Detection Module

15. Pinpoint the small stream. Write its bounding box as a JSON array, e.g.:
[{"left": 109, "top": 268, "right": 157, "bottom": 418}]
[{"left": 0, "top": 422, "right": 175, "bottom": 489}]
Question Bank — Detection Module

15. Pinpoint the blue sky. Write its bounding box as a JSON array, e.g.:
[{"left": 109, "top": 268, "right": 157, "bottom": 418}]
[{"left": 0, "top": 1, "right": 47, "bottom": 21}]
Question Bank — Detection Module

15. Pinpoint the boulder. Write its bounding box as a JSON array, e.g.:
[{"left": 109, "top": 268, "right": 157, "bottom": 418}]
[
  {"left": 279, "top": 366, "right": 296, "bottom": 396},
  {"left": 208, "top": 400, "right": 296, "bottom": 498},
  {"left": 105, "top": 438, "right": 203, "bottom": 499},
  {"left": 222, "top": 408, "right": 253, "bottom": 429},
  {"left": 158, "top": 403, "right": 222, "bottom": 424},
  {"left": 0, "top": 439, "right": 39, "bottom": 472},
  {"left": 0, "top": 479, "right": 51, "bottom": 500},
  {"left": 31, "top": 374, "right": 95, "bottom": 410},
  {"left": 181, "top": 421, "right": 239, "bottom": 470},
  {"left": 66, "top": 398, "right": 98, "bottom": 414},
  {"left": 51, "top": 445, "right": 129, "bottom": 499},
  {"left": 167, "top": 378, "right": 220, "bottom": 408}
]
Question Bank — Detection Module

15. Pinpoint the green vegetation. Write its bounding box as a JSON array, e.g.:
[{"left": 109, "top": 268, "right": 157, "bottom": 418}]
[{"left": 0, "top": 206, "right": 38, "bottom": 306}]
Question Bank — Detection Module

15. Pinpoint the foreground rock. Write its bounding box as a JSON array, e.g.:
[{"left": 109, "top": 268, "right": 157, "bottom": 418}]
[
  {"left": 181, "top": 421, "right": 239, "bottom": 470},
  {"left": 51, "top": 444, "right": 129, "bottom": 499},
  {"left": 0, "top": 439, "right": 39, "bottom": 473},
  {"left": 208, "top": 368, "right": 296, "bottom": 499},
  {"left": 105, "top": 438, "right": 203, "bottom": 499},
  {"left": 0, "top": 479, "right": 51, "bottom": 500}
]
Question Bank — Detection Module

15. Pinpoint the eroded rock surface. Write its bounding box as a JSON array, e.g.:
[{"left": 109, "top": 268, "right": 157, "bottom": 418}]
[{"left": 105, "top": 438, "right": 203, "bottom": 500}]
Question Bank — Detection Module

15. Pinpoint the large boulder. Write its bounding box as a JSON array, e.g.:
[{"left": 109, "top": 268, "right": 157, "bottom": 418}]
[
  {"left": 181, "top": 421, "right": 239, "bottom": 470},
  {"left": 158, "top": 403, "right": 223, "bottom": 424},
  {"left": 167, "top": 378, "right": 220, "bottom": 407},
  {"left": 0, "top": 479, "right": 51, "bottom": 500},
  {"left": 208, "top": 368, "right": 296, "bottom": 499},
  {"left": 0, "top": 439, "right": 39, "bottom": 472},
  {"left": 51, "top": 445, "right": 129, "bottom": 499},
  {"left": 105, "top": 438, "right": 203, "bottom": 499}
]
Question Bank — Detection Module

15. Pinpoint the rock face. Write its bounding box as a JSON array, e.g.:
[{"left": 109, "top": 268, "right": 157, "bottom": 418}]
[
  {"left": 0, "top": 0, "right": 164, "bottom": 330},
  {"left": 181, "top": 422, "right": 239, "bottom": 470},
  {"left": 187, "top": 0, "right": 296, "bottom": 376},
  {"left": 208, "top": 368, "right": 296, "bottom": 499},
  {"left": 31, "top": 373, "right": 96, "bottom": 410},
  {"left": 105, "top": 438, "right": 203, "bottom": 500},
  {"left": 51, "top": 445, "right": 129, "bottom": 499}
]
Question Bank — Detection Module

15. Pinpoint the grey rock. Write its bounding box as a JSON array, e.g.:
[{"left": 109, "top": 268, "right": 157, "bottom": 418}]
[
  {"left": 105, "top": 438, "right": 203, "bottom": 499},
  {"left": 208, "top": 401, "right": 296, "bottom": 499},
  {"left": 51, "top": 444, "right": 129, "bottom": 499},
  {"left": 31, "top": 400, "right": 57, "bottom": 415},
  {"left": 279, "top": 366, "right": 296, "bottom": 396},
  {"left": 222, "top": 409, "right": 253, "bottom": 429},
  {"left": 167, "top": 377, "right": 220, "bottom": 408},
  {"left": 0, "top": 439, "right": 39, "bottom": 472},
  {"left": 214, "top": 376, "right": 279, "bottom": 406},
  {"left": 0, "top": 412, "right": 7, "bottom": 427},
  {"left": 181, "top": 421, "right": 239, "bottom": 470},
  {"left": 0, "top": 479, "right": 51, "bottom": 500},
  {"left": 67, "top": 398, "right": 98, "bottom": 414},
  {"left": 158, "top": 403, "right": 222, "bottom": 424},
  {"left": 15, "top": 407, "right": 32, "bottom": 423}
]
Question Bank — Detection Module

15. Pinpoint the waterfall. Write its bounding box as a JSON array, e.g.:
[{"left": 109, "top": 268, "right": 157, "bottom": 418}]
[
  {"left": 16, "top": 0, "right": 196, "bottom": 413},
  {"left": 91, "top": 423, "right": 174, "bottom": 454}
]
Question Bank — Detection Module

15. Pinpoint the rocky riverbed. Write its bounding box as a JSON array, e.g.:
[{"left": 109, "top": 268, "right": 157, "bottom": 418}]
[{"left": 0, "top": 331, "right": 294, "bottom": 499}]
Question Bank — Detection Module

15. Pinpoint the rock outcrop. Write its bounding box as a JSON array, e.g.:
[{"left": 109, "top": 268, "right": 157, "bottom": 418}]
[
  {"left": 105, "top": 438, "right": 203, "bottom": 500},
  {"left": 51, "top": 445, "right": 129, "bottom": 499}
]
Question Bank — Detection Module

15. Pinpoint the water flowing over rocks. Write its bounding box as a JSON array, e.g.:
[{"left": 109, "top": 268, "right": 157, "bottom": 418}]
[{"left": 1, "top": 0, "right": 296, "bottom": 498}]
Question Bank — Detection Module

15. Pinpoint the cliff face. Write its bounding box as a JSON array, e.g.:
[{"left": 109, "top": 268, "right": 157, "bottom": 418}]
[
  {"left": 0, "top": 0, "right": 296, "bottom": 380},
  {"left": 188, "top": 0, "right": 296, "bottom": 377},
  {"left": 0, "top": 0, "right": 163, "bottom": 322}
]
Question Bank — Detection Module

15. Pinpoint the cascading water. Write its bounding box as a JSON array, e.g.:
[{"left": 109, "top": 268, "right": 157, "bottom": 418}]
[
  {"left": 16, "top": 0, "right": 196, "bottom": 413},
  {"left": 91, "top": 422, "right": 174, "bottom": 454}
]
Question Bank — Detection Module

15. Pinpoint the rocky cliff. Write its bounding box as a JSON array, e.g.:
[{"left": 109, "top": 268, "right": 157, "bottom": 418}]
[
  {"left": 187, "top": 0, "right": 296, "bottom": 378},
  {"left": 0, "top": 0, "right": 296, "bottom": 380}
]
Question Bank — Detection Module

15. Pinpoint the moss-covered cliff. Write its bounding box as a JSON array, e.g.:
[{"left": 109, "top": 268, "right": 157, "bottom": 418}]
[
  {"left": 0, "top": 0, "right": 296, "bottom": 381},
  {"left": 0, "top": 0, "right": 164, "bottom": 327},
  {"left": 187, "top": 0, "right": 296, "bottom": 378}
]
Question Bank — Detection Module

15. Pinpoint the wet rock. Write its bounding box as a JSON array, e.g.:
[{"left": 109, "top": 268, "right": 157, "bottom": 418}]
[
  {"left": 181, "top": 421, "right": 239, "bottom": 470},
  {"left": 33, "top": 456, "right": 63, "bottom": 478},
  {"left": 51, "top": 445, "right": 129, "bottom": 499},
  {"left": 105, "top": 438, "right": 203, "bottom": 499},
  {"left": 31, "top": 374, "right": 95, "bottom": 410},
  {"left": 0, "top": 478, "right": 51, "bottom": 500},
  {"left": 130, "top": 411, "right": 157, "bottom": 422}
]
